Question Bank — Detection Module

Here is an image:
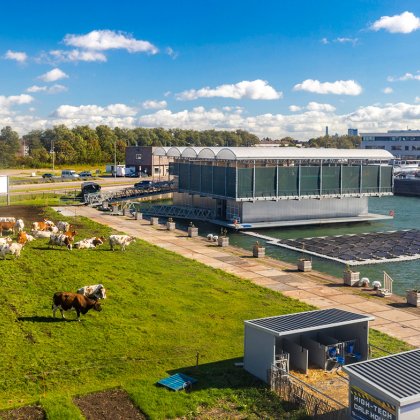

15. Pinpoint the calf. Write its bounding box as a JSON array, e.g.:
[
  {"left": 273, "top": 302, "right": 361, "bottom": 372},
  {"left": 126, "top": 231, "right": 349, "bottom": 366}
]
[
  {"left": 52, "top": 292, "right": 102, "bottom": 321},
  {"left": 32, "top": 219, "right": 56, "bottom": 231},
  {"left": 17, "top": 231, "right": 28, "bottom": 244},
  {"left": 49, "top": 233, "right": 74, "bottom": 250},
  {"left": 74, "top": 236, "right": 104, "bottom": 249},
  {"left": 0, "top": 242, "right": 23, "bottom": 259},
  {"left": 77, "top": 284, "right": 107, "bottom": 300},
  {"left": 109, "top": 234, "right": 135, "bottom": 251}
]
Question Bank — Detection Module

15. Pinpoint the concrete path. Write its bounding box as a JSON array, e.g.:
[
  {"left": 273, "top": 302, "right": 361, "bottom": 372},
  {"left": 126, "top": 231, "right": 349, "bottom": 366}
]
[{"left": 59, "top": 206, "right": 420, "bottom": 347}]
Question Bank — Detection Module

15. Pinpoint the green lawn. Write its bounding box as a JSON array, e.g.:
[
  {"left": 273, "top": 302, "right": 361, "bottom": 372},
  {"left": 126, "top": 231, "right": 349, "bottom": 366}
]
[{"left": 0, "top": 207, "right": 412, "bottom": 419}]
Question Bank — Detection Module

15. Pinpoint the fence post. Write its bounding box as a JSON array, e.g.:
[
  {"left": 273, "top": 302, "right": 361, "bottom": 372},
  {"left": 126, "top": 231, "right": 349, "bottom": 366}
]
[{"left": 195, "top": 351, "right": 199, "bottom": 367}]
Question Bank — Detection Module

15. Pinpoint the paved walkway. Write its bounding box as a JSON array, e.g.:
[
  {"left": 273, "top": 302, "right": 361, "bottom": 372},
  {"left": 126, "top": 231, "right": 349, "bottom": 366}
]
[{"left": 60, "top": 206, "right": 420, "bottom": 347}]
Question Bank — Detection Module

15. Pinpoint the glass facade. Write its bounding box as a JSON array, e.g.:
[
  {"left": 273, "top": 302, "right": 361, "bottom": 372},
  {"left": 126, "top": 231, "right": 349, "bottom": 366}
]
[{"left": 176, "top": 161, "right": 392, "bottom": 199}]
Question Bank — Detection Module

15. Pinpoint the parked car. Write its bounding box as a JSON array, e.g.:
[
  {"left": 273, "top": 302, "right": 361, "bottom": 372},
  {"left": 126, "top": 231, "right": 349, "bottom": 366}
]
[
  {"left": 81, "top": 182, "right": 101, "bottom": 195},
  {"left": 42, "top": 173, "right": 54, "bottom": 179},
  {"left": 61, "top": 170, "right": 80, "bottom": 179},
  {"left": 134, "top": 180, "right": 154, "bottom": 190},
  {"left": 79, "top": 171, "right": 93, "bottom": 178}
]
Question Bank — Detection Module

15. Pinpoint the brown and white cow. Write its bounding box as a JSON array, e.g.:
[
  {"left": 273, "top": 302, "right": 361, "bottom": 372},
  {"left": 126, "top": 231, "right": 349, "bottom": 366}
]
[
  {"left": 0, "top": 221, "right": 15, "bottom": 236},
  {"left": 48, "top": 233, "right": 74, "bottom": 250},
  {"left": 77, "top": 284, "right": 107, "bottom": 300},
  {"left": 52, "top": 292, "right": 102, "bottom": 321},
  {"left": 109, "top": 234, "right": 135, "bottom": 251}
]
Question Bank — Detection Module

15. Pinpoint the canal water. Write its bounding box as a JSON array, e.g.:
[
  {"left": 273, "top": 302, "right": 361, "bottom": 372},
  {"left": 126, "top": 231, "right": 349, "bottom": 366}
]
[{"left": 139, "top": 195, "right": 420, "bottom": 296}]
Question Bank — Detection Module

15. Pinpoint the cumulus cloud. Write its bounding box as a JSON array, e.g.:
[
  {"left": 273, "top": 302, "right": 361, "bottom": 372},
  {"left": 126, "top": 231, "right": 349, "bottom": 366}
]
[
  {"left": 388, "top": 72, "right": 420, "bottom": 82},
  {"left": 53, "top": 103, "right": 137, "bottom": 119},
  {"left": 49, "top": 49, "right": 107, "bottom": 62},
  {"left": 0, "top": 94, "right": 33, "bottom": 116},
  {"left": 38, "top": 68, "right": 69, "bottom": 82},
  {"left": 142, "top": 100, "right": 167, "bottom": 110},
  {"left": 320, "top": 38, "right": 329, "bottom": 44},
  {"left": 289, "top": 105, "right": 302, "bottom": 112},
  {"left": 335, "top": 37, "right": 358, "bottom": 45},
  {"left": 4, "top": 50, "right": 27, "bottom": 63},
  {"left": 383, "top": 87, "right": 393, "bottom": 94},
  {"left": 64, "top": 30, "right": 158, "bottom": 54},
  {"left": 371, "top": 11, "right": 420, "bottom": 34},
  {"left": 176, "top": 79, "right": 282, "bottom": 100},
  {"left": 293, "top": 79, "right": 362, "bottom": 95},
  {"left": 27, "top": 84, "right": 67, "bottom": 94},
  {"left": 306, "top": 102, "right": 336, "bottom": 112}
]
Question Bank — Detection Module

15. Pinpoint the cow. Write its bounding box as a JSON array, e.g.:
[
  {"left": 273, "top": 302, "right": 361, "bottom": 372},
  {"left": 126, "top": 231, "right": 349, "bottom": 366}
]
[
  {"left": 74, "top": 236, "right": 104, "bottom": 249},
  {"left": 49, "top": 233, "right": 74, "bottom": 250},
  {"left": 14, "top": 219, "right": 24, "bottom": 233},
  {"left": 77, "top": 284, "right": 107, "bottom": 300},
  {"left": 56, "top": 221, "right": 70, "bottom": 232},
  {"left": 32, "top": 219, "right": 56, "bottom": 231},
  {"left": 17, "top": 231, "right": 27, "bottom": 244},
  {"left": 0, "top": 242, "right": 24, "bottom": 259},
  {"left": 63, "top": 230, "right": 77, "bottom": 238},
  {"left": 52, "top": 292, "right": 102, "bottom": 321},
  {"left": 109, "top": 235, "right": 135, "bottom": 251},
  {"left": 31, "top": 229, "right": 52, "bottom": 239},
  {"left": 0, "top": 237, "right": 12, "bottom": 246},
  {"left": 0, "top": 221, "right": 15, "bottom": 236},
  {"left": 0, "top": 217, "right": 15, "bottom": 223}
]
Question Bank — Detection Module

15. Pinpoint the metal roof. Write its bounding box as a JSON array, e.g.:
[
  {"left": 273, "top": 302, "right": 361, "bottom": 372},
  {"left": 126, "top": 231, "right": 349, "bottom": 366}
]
[
  {"left": 153, "top": 146, "right": 393, "bottom": 161},
  {"left": 245, "top": 308, "right": 373, "bottom": 336},
  {"left": 343, "top": 349, "right": 420, "bottom": 406}
]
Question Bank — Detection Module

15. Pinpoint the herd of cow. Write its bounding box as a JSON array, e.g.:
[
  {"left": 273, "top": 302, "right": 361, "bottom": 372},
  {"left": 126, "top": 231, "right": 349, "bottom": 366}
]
[{"left": 0, "top": 216, "right": 136, "bottom": 321}]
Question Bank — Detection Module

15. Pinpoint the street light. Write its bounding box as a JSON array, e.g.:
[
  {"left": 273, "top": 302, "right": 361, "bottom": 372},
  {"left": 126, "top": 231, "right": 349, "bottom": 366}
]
[{"left": 50, "top": 139, "right": 55, "bottom": 171}]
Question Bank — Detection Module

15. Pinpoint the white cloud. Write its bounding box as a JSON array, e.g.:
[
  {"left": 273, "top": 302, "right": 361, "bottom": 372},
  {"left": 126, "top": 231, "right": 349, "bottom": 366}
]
[
  {"left": 38, "top": 68, "right": 69, "bottom": 82},
  {"left": 49, "top": 49, "right": 107, "bottom": 62},
  {"left": 415, "top": 97, "right": 420, "bottom": 103},
  {"left": 0, "top": 94, "right": 33, "bottom": 117},
  {"left": 165, "top": 47, "right": 178, "bottom": 59},
  {"left": 142, "top": 100, "right": 167, "bottom": 110},
  {"left": 335, "top": 37, "right": 358, "bottom": 45},
  {"left": 383, "top": 87, "right": 393, "bottom": 94},
  {"left": 27, "top": 84, "right": 67, "bottom": 94},
  {"left": 289, "top": 105, "right": 302, "bottom": 112},
  {"left": 4, "top": 50, "right": 27, "bottom": 63},
  {"left": 388, "top": 72, "right": 420, "bottom": 82},
  {"left": 371, "top": 11, "right": 420, "bottom": 34},
  {"left": 306, "top": 102, "right": 336, "bottom": 112},
  {"left": 53, "top": 103, "right": 137, "bottom": 119},
  {"left": 320, "top": 38, "right": 329, "bottom": 44},
  {"left": 293, "top": 79, "right": 362, "bottom": 95},
  {"left": 176, "top": 79, "right": 282, "bottom": 100},
  {"left": 64, "top": 30, "right": 158, "bottom": 54}
]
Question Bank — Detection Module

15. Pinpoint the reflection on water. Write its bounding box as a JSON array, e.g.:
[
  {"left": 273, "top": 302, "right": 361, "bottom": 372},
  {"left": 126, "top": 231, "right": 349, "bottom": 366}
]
[{"left": 138, "top": 196, "right": 420, "bottom": 296}]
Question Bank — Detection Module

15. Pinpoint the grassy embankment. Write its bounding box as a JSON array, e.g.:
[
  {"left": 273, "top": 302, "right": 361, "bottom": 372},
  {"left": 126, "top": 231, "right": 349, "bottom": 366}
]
[{"left": 0, "top": 207, "right": 412, "bottom": 419}]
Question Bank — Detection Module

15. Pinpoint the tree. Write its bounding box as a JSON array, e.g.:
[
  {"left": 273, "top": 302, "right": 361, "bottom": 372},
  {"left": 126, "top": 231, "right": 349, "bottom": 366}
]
[{"left": 0, "top": 126, "right": 20, "bottom": 167}]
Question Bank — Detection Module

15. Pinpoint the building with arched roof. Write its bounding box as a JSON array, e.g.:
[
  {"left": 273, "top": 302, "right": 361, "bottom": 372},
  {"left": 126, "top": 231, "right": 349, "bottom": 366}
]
[{"left": 151, "top": 146, "right": 394, "bottom": 229}]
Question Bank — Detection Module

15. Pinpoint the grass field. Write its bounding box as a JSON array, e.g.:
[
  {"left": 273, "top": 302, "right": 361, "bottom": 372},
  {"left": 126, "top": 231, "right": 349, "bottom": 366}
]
[{"left": 0, "top": 207, "right": 412, "bottom": 419}]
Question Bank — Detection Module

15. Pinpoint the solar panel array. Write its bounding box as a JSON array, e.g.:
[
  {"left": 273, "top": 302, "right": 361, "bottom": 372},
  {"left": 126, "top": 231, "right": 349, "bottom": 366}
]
[
  {"left": 345, "top": 350, "right": 420, "bottom": 400},
  {"left": 277, "top": 229, "right": 420, "bottom": 265},
  {"left": 246, "top": 308, "right": 371, "bottom": 335}
]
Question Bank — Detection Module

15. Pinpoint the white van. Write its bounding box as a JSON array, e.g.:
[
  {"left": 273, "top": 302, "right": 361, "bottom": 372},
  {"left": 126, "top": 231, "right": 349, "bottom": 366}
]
[{"left": 61, "top": 170, "right": 80, "bottom": 179}]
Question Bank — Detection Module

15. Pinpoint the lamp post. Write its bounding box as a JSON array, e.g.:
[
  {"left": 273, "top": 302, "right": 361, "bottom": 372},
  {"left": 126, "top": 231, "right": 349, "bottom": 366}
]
[{"left": 50, "top": 139, "right": 55, "bottom": 171}]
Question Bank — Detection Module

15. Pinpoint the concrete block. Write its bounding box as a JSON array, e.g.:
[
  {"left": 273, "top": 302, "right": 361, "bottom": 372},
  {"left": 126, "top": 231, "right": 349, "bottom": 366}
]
[
  {"left": 253, "top": 245, "right": 265, "bottom": 258},
  {"left": 343, "top": 270, "right": 360, "bottom": 286},
  {"left": 135, "top": 212, "right": 143, "bottom": 220},
  {"left": 297, "top": 259, "right": 312, "bottom": 272},
  {"left": 150, "top": 217, "right": 159, "bottom": 225},
  {"left": 218, "top": 236, "right": 229, "bottom": 247},
  {"left": 188, "top": 226, "right": 198, "bottom": 237},
  {"left": 167, "top": 222, "right": 176, "bottom": 231}
]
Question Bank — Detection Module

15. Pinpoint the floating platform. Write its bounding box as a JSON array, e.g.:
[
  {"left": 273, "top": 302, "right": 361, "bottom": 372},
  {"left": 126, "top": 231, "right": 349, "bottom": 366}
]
[
  {"left": 244, "top": 229, "right": 420, "bottom": 266},
  {"left": 214, "top": 213, "right": 392, "bottom": 230}
]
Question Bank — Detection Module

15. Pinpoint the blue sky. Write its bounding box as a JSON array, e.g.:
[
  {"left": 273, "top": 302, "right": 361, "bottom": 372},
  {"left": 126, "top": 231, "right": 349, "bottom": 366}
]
[{"left": 2, "top": 0, "right": 420, "bottom": 139}]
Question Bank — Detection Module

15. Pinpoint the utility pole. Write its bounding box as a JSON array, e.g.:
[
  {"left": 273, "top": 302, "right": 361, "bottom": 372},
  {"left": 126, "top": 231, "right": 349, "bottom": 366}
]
[{"left": 114, "top": 139, "right": 117, "bottom": 178}]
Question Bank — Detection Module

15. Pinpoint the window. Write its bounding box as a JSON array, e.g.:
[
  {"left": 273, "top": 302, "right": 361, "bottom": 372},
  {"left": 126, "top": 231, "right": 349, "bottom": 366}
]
[
  {"left": 136, "top": 154, "right": 142, "bottom": 160},
  {"left": 391, "top": 146, "right": 402, "bottom": 151},
  {"left": 154, "top": 167, "right": 160, "bottom": 174}
]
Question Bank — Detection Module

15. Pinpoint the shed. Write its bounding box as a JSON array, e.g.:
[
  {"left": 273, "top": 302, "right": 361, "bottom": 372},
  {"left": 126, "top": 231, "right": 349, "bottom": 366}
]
[
  {"left": 244, "top": 308, "right": 374, "bottom": 382},
  {"left": 343, "top": 349, "right": 420, "bottom": 420}
]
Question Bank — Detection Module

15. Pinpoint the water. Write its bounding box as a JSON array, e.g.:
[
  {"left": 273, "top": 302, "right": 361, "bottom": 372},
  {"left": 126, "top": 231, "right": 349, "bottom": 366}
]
[{"left": 138, "top": 195, "right": 420, "bottom": 297}]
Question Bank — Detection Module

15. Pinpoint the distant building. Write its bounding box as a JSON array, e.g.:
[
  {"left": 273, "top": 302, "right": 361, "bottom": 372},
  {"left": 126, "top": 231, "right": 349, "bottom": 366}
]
[
  {"left": 360, "top": 130, "right": 420, "bottom": 159},
  {"left": 348, "top": 128, "right": 358, "bottom": 136},
  {"left": 125, "top": 146, "right": 170, "bottom": 178},
  {"left": 325, "top": 126, "right": 329, "bottom": 136}
]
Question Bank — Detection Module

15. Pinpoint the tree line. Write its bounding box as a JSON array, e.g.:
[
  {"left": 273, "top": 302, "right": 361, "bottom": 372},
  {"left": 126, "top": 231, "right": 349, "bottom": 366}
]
[{"left": 0, "top": 124, "right": 362, "bottom": 168}]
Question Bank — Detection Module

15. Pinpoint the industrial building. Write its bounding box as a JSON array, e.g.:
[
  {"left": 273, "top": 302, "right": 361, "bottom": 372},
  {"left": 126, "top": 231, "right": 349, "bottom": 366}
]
[
  {"left": 153, "top": 146, "right": 393, "bottom": 229},
  {"left": 244, "top": 308, "right": 373, "bottom": 382},
  {"left": 361, "top": 130, "right": 420, "bottom": 159}
]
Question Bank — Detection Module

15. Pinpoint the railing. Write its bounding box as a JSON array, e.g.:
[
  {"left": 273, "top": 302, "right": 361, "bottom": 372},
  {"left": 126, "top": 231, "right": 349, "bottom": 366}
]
[
  {"left": 137, "top": 204, "right": 216, "bottom": 220},
  {"left": 269, "top": 365, "right": 348, "bottom": 419}
]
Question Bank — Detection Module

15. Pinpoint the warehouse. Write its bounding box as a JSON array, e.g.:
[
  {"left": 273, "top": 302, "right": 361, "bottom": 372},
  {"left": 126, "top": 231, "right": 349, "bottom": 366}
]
[{"left": 153, "top": 146, "right": 393, "bottom": 228}]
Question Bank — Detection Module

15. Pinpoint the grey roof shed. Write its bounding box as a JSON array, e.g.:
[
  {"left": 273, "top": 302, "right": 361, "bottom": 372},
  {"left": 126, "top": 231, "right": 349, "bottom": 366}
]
[
  {"left": 244, "top": 308, "right": 374, "bottom": 382},
  {"left": 344, "top": 349, "right": 420, "bottom": 410}
]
